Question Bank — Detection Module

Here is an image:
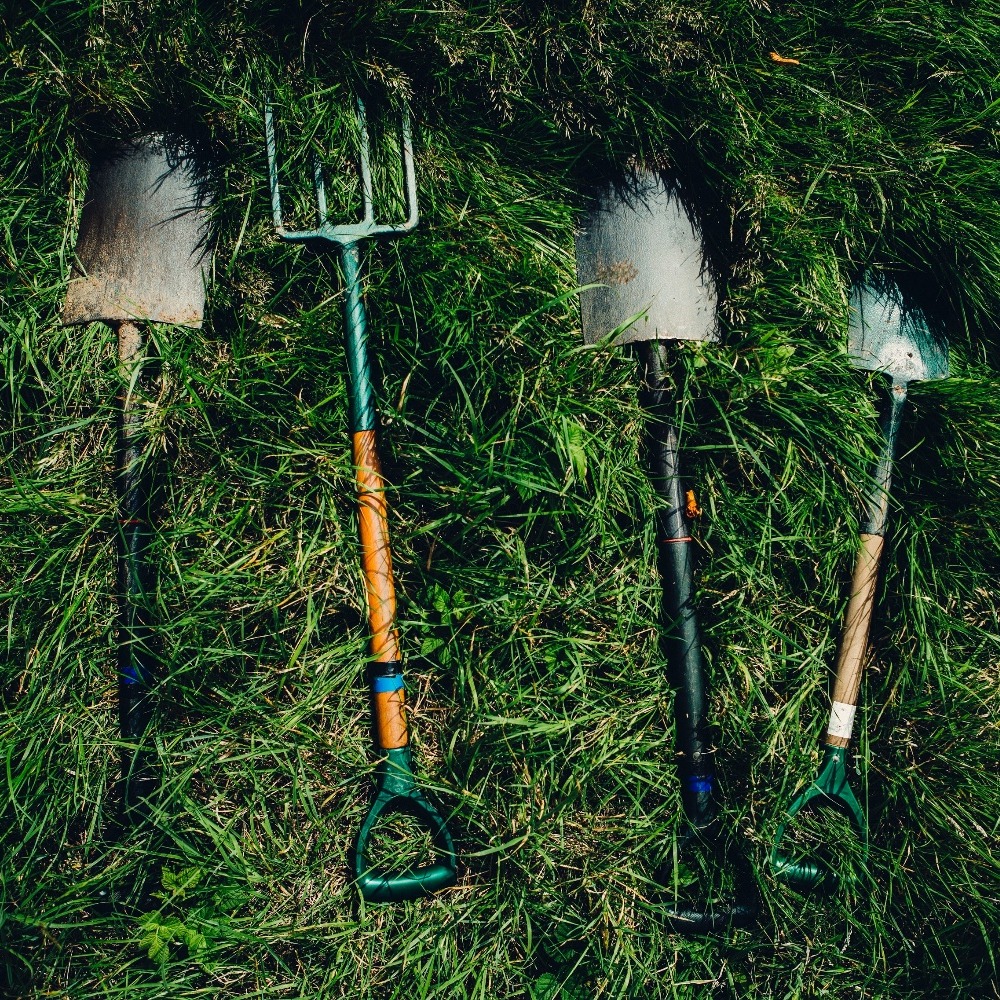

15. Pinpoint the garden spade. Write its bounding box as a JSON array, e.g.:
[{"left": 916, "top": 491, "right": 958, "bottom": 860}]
[
  {"left": 576, "top": 171, "right": 758, "bottom": 932},
  {"left": 771, "top": 277, "right": 948, "bottom": 891},
  {"left": 62, "top": 135, "right": 213, "bottom": 820},
  {"left": 265, "top": 99, "right": 456, "bottom": 902}
]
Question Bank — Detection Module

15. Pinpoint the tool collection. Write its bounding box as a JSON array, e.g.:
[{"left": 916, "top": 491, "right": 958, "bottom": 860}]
[{"left": 6, "top": 77, "right": 958, "bottom": 928}]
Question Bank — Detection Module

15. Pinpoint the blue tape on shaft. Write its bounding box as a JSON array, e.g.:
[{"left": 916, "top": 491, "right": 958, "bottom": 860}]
[
  {"left": 685, "top": 775, "right": 714, "bottom": 794},
  {"left": 121, "top": 663, "right": 143, "bottom": 685},
  {"left": 372, "top": 674, "right": 404, "bottom": 693}
]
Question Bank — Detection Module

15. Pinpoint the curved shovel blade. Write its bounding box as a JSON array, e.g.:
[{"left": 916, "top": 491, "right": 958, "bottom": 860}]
[
  {"left": 575, "top": 172, "right": 717, "bottom": 346},
  {"left": 848, "top": 280, "right": 949, "bottom": 385},
  {"left": 63, "top": 135, "right": 213, "bottom": 328}
]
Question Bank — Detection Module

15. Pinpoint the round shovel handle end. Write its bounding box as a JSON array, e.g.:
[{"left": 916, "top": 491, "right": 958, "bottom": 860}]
[
  {"left": 352, "top": 756, "right": 457, "bottom": 903},
  {"left": 769, "top": 848, "right": 839, "bottom": 894},
  {"left": 355, "top": 860, "right": 458, "bottom": 903}
]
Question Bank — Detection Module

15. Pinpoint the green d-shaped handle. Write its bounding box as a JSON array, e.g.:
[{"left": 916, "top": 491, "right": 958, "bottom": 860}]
[
  {"left": 771, "top": 745, "right": 868, "bottom": 893},
  {"left": 352, "top": 746, "right": 457, "bottom": 903}
]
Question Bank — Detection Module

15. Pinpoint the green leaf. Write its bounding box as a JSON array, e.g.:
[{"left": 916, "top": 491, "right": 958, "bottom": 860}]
[
  {"left": 175, "top": 867, "right": 204, "bottom": 891},
  {"left": 562, "top": 418, "right": 588, "bottom": 482},
  {"left": 420, "top": 635, "right": 445, "bottom": 655},
  {"left": 212, "top": 885, "right": 250, "bottom": 912},
  {"left": 428, "top": 583, "right": 450, "bottom": 613},
  {"left": 529, "top": 973, "right": 590, "bottom": 1000},
  {"left": 182, "top": 928, "right": 208, "bottom": 954},
  {"left": 158, "top": 916, "right": 187, "bottom": 937},
  {"left": 145, "top": 933, "right": 170, "bottom": 967}
]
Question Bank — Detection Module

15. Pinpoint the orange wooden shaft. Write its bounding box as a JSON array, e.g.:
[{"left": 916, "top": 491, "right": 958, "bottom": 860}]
[
  {"left": 373, "top": 687, "right": 407, "bottom": 749},
  {"left": 352, "top": 429, "right": 407, "bottom": 749}
]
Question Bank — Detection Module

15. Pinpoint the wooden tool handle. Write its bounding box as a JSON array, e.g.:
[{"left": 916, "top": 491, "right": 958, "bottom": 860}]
[
  {"left": 353, "top": 429, "right": 407, "bottom": 750},
  {"left": 370, "top": 665, "right": 407, "bottom": 750},
  {"left": 826, "top": 532, "right": 885, "bottom": 747},
  {"left": 340, "top": 241, "right": 408, "bottom": 751},
  {"left": 353, "top": 429, "right": 401, "bottom": 663},
  {"left": 824, "top": 379, "right": 907, "bottom": 749}
]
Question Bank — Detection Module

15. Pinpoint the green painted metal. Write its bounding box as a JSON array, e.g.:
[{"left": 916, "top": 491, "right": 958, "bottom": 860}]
[
  {"left": 770, "top": 746, "right": 867, "bottom": 892},
  {"left": 848, "top": 280, "right": 949, "bottom": 385},
  {"left": 265, "top": 99, "right": 418, "bottom": 248},
  {"left": 352, "top": 747, "right": 458, "bottom": 903},
  {"left": 265, "top": 100, "right": 416, "bottom": 437},
  {"left": 339, "top": 242, "right": 377, "bottom": 434},
  {"left": 265, "top": 97, "right": 456, "bottom": 902}
]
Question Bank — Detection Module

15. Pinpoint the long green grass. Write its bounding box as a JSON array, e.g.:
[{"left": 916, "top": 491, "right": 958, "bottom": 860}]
[{"left": 2, "top": 3, "right": 999, "bottom": 997}]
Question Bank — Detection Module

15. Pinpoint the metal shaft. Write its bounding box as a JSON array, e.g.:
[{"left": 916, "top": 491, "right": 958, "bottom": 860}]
[
  {"left": 116, "top": 320, "right": 157, "bottom": 812},
  {"left": 860, "top": 380, "right": 907, "bottom": 537},
  {"left": 640, "top": 340, "right": 715, "bottom": 828}
]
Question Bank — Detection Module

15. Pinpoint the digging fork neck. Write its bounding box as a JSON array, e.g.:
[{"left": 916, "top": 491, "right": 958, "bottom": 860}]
[
  {"left": 277, "top": 220, "right": 416, "bottom": 246},
  {"left": 334, "top": 241, "right": 379, "bottom": 436}
]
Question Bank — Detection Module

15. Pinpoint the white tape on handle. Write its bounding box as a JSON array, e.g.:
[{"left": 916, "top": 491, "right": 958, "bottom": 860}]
[{"left": 827, "top": 701, "right": 857, "bottom": 741}]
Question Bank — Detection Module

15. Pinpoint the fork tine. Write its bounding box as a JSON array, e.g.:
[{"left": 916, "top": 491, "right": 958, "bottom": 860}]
[
  {"left": 313, "top": 153, "right": 328, "bottom": 225},
  {"left": 357, "top": 99, "right": 375, "bottom": 226},
  {"left": 264, "top": 100, "right": 285, "bottom": 231},
  {"left": 265, "top": 97, "right": 416, "bottom": 243},
  {"left": 400, "top": 108, "right": 418, "bottom": 231}
]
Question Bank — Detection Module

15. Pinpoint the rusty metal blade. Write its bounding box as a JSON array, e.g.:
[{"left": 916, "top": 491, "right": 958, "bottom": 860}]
[
  {"left": 62, "top": 135, "right": 213, "bottom": 328},
  {"left": 848, "top": 280, "right": 949, "bottom": 385},
  {"left": 575, "top": 172, "right": 717, "bottom": 346}
]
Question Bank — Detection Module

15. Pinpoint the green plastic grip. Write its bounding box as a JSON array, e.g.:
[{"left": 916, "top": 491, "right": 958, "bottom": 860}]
[
  {"left": 352, "top": 747, "right": 457, "bottom": 903},
  {"left": 771, "top": 745, "right": 868, "bottom": 892}
]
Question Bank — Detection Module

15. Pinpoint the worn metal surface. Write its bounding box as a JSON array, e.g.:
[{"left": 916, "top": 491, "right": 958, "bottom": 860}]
[
  {"left": 848, "top": 281, "right": 949, "bottom": 385},
  {"left": 265, "top": 98, "right": 418, "bottom": 246},
  {"left": 63, "top": 135, "right": 213, "bottom": 328},
  {"left": 575, "top": 172, "right": 717, "bottom": 346}
]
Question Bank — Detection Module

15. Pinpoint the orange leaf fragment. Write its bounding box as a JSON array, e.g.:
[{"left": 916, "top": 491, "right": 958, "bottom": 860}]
[{"left": 685, "top": 490, "right": 703, "bottom": 520}]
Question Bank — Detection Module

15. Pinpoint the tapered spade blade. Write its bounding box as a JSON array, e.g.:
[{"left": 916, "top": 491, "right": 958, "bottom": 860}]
[
  {"left": 848, "top": 281, "right": 949, "bottom": 385},
  {"left": 575, "top": 172, "right": 717, "bottom": 346},
  {"left": 63, "top": 135, "right": 213, "bottom": 328}
]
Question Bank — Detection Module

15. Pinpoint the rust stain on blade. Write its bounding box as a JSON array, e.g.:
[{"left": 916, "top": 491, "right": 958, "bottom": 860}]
[
  {"left": 62, "top": 134, "right": 213, "bottom": 328},
  {"left": 575, "top": 172, "right": 717, "bottom": 346}
]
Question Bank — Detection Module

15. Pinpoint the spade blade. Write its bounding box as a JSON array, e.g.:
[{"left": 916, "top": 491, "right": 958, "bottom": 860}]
[
  {"left": 575, "top": 172, "right": 717, "bottom": 346},
  {"left": 63, "top": 135, "right": 213, "bottom": 328},
  {"left": 848, "top": 280, "right": 949, "bottom": 385}
]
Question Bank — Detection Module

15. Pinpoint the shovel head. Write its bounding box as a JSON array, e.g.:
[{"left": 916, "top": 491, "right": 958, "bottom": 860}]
[
  {"left": 848, "top": 280, "right": 948, "bottom": 385},
  {"left": 575, "top": 172, "right": 717, "bottom": 346},
  {"left": 63, "top": 135, "right": 213, "bottom": 328}
]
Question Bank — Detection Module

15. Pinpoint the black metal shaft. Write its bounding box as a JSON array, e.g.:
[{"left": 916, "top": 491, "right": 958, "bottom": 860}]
[
  {"left": 116, "top": 323, "right": 157, "bottom": 814},
  {"left": 639, "top": 340, "right": 716, "bottom": 829},
  {"left": 640, "top": 340, "right": 717, "bottom": 828}
]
